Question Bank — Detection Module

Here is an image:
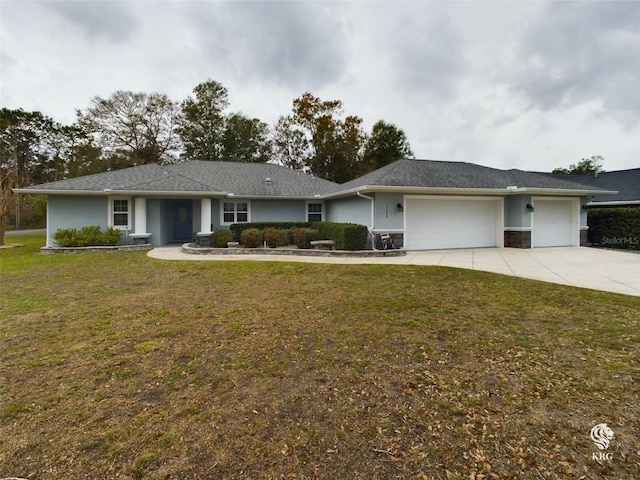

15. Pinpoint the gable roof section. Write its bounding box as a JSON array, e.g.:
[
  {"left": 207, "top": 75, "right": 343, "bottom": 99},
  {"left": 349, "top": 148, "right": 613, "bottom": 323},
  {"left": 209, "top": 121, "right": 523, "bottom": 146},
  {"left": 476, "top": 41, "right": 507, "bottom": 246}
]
[
  {"left": 17, "top": 160, "right": 339, "bottom": 198},
  {"left": 547, "top": 169, "right": 640, "bottom": 205},
  {"left": 332, "top": 159, "right": 615, "bottom": 196}
]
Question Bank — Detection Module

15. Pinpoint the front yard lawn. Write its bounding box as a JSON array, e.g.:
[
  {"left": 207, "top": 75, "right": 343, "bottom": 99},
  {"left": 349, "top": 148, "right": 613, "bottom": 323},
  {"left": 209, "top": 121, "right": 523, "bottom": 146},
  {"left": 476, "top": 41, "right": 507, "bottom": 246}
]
[{"left": 1, "top": 234, "right": 639, "bottom": 479}]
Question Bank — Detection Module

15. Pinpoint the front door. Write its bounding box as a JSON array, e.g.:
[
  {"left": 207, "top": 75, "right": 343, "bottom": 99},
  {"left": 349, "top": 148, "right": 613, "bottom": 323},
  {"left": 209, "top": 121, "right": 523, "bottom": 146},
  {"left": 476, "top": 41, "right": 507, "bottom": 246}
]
[{"left": 172, "top": 200, "right": 193, "bottom": 241}]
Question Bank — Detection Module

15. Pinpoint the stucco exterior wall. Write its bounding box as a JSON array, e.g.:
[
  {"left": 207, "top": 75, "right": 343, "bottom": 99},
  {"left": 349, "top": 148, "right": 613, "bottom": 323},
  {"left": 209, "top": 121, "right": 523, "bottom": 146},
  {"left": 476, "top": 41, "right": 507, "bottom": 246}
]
[
  {"left": 47, "top": 195, "right": 108, "bottom": 246},
  {"left": 251, "top": 199, "right": 306, "bottom": 222},
  {"left": 504, "top": 195, "right": 532, "bottom": 228},
  {"left": 374, "top": 193, "right": 405, "bottom": 231},
  {"left": 326, "top": 196, "right": 371, "bottom": 228}
]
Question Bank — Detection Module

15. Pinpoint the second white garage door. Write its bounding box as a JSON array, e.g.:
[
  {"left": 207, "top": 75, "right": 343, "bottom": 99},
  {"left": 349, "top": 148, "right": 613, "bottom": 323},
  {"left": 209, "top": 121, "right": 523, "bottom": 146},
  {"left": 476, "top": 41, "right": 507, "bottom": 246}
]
[
  {"left": 532, "top": 199, "right": 577, "bottom": 248},
  {"left": 405, "top": 197, "right": 503, "bottom": 250}
]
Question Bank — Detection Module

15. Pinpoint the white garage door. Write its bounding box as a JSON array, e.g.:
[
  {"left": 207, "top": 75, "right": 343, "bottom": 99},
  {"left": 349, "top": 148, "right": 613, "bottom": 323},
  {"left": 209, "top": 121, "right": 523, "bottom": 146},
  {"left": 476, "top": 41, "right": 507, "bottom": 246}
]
[
  {"left": 532, "top": 199, "right": 575, "bottom": 248},
  {"left": 405, "top": 198, "right": 501, "bottom": 250}
]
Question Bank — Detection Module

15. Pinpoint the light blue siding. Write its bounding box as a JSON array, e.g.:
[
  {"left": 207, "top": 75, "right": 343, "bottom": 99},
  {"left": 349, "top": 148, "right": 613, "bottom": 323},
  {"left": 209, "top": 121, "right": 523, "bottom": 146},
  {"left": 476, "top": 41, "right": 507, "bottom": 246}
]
[
  {"left": 146, "top": 199, "right": 171, "bottom": 246},
  {"left": 47, "top": 195, "right": 108, "bottom": 246},
  {"left": 326, "top": 196, "right": 371, "bottom": 227},
  {"left": 374, "top": 193, "right": 405, "bottom": 230},
  {"left": 250, "top": 200, "right": 306, "bottom": 222},
  {"left": 504, "top": 195, "right": 532, "bottom": 228},
  {"left": 580, "top": 197, "right": 588, "bottom": 227}
]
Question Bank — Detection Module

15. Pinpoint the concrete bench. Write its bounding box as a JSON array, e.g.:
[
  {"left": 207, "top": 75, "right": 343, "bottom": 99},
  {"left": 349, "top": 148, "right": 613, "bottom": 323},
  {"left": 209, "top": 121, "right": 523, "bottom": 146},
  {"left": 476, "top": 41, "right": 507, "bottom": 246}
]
[{"left": 310, "top": 240, "right": 335, "bottom": 250}]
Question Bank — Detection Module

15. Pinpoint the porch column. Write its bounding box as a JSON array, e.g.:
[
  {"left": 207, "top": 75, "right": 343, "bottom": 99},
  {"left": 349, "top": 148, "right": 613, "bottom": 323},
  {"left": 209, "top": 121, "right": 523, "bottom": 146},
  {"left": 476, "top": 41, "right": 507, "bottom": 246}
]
[
  {"left": 199, "top": 198, "right": 213, "bottom": 234},
  {"left": 130, "top": 197, "right": 151, "bottom": 244},
  {"left": 134, "top": 197, "right": 147, "bottom": 234}
]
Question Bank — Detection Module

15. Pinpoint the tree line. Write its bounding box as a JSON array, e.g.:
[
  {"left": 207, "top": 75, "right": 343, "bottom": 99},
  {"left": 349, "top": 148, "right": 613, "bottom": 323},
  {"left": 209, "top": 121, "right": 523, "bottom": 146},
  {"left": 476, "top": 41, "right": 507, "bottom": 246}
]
[
  {"left": 2, "top": 79, "right": 413, "bottom": 185},
  {"left": 1, "top": 79, "right": 414, "bottom": 242}
]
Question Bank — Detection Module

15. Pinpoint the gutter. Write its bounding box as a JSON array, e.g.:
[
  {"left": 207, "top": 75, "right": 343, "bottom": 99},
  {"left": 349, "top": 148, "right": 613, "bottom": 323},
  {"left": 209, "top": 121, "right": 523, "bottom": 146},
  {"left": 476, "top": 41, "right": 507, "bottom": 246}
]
[
  {"left": 587, "top": 200, "right": 640, "bottom": 206},
  {"left": 320, "top": 185, "right": 618, "bottom": 199},
  {"left": 356, "top": 191, "right": 376, "bottom": 244}
]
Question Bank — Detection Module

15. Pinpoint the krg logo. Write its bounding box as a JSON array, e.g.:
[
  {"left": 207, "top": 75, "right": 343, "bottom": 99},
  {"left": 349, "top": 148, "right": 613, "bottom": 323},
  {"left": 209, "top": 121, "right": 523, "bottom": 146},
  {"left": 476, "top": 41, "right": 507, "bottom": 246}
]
[
  {"left": 590, "top": 423, "right": 614, "bottom": 450},
  {"left": 590, "top": 423, "right": 614, "bottom": 461}
]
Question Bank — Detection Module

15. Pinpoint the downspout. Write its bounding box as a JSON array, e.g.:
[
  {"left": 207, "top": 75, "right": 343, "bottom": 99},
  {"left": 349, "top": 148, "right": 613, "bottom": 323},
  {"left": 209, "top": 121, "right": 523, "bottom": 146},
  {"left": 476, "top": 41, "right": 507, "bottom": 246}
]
[{"left": 357, "top": 191, "right": 376, "bottom": 249}]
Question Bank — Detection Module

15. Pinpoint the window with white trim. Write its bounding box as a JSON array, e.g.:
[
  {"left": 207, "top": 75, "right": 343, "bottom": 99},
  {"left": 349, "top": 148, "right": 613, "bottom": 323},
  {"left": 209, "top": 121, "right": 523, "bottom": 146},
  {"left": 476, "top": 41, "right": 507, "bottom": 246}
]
[
  {"left": 222, "top": 201, "right": 249, "bottom": 225},
  {"left": 307, "top": 202, "right": 324, "bottom": 222},
  {"left": 109, "top": 197, "right": 131, "bottom": 230}
]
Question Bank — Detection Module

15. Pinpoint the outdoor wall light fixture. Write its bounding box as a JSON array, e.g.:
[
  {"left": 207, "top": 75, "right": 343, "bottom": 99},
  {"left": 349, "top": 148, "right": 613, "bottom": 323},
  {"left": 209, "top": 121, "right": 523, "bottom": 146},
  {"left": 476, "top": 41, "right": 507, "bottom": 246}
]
[
  {"left": 397, "top": 203, "right": 404, "bottom": 212},
  {"left": 526, "top": 203, "right": 534, "bottom": 212}
]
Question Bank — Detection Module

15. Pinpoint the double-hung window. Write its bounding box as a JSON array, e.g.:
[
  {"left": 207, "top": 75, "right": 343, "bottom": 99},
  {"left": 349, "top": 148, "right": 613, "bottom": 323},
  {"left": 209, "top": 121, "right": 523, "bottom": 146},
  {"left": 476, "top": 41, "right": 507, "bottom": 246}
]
[
  {"left": 307, "top": 202, "right": 323, "bottom": 222},
  {"left": 222, "top": 201, "right": 249, "bottom": 225},
  {"left": 109, "top": 198, "right": 131, "bottom": 230}
]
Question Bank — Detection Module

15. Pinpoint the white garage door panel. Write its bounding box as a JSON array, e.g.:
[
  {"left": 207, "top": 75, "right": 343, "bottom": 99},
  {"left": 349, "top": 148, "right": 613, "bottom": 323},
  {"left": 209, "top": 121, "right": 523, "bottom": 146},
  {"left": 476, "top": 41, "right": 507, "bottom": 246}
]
[
  {"left": 406, "top": 199, "right": 499, "bottom": 250},
  {"left": 533, "top": 200, "right": 573, "bottom": 247}
]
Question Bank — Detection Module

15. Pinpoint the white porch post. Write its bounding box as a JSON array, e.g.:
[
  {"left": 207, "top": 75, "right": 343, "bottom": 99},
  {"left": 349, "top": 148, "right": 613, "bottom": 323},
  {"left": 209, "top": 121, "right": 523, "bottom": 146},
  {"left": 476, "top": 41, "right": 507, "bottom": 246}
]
[
  {"left": 130, "top": 197, "right": 151, "bottom": 244},
  {"left": 200, "top": 198, "right": 212, "bottom": 234},
  {"left": 134, "top": 197, "right": 147, "bottom": 234}
]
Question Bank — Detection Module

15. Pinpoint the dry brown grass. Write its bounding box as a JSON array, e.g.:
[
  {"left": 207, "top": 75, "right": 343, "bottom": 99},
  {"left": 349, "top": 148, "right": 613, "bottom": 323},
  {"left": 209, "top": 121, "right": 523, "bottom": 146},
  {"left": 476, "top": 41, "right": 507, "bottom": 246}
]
[{"left": 1, "top": 234, "right": 639, "bottom": 479}]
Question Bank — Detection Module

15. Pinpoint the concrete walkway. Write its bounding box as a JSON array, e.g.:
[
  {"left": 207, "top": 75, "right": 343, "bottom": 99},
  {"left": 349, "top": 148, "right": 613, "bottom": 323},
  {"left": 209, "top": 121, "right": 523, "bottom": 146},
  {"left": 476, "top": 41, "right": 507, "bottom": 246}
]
[{"left": 147, "top": 246, "right": 640, "bottom": 297}]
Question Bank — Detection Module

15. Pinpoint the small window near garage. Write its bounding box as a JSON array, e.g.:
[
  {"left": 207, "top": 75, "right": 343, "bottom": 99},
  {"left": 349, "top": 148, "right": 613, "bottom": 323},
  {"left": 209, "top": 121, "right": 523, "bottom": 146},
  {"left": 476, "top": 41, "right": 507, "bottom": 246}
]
[
  {"left": 109, "top": 198, "right": 131, "bottom": 230},
  {"left": 222, "top": 201, "right": 250, "bottom": 225},
  {"left": 307, "top": 202, "right": 323, "bottom": 222}
]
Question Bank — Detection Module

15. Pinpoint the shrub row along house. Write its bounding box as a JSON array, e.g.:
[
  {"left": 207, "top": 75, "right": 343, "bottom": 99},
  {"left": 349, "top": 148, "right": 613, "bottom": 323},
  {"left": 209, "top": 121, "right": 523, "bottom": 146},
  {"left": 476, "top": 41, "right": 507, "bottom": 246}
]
[{"left": 16, "top": 158, "right": 616, "bottom": 250}]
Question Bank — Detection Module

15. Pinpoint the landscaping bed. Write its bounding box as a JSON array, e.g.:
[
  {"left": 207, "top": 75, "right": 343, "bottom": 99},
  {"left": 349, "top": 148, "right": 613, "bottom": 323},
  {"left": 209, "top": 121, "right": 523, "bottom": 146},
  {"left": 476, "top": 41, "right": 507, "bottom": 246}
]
[{"left": 182, "top": 242, "right": 405, "bottom": 257}]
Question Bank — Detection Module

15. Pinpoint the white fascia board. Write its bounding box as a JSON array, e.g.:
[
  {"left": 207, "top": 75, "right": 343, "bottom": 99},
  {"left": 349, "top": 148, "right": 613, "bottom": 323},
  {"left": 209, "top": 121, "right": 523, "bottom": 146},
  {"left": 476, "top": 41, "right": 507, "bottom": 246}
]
[
  {"left": 322, "top": 186, "right": 510, "bottom": 198},
  {"left": 323, "top": 185, "right": 618, "bottom": 199},
  {"left": 224, "top": 194, "right": 317, "bottom": 200},
  {"left": 13, "top": 189, "right": 228, "bottom": 197},
  {"left": 587, "top": 200, "right": 640, "bottom": 206},
  {"left": 514, "top": 187, "right": 618, "bottom": 196}
]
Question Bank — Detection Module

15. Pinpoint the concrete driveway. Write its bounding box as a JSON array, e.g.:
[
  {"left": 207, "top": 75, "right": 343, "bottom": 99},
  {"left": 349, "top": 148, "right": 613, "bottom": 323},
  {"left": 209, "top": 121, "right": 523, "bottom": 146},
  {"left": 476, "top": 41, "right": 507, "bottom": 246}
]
[{"left": 148, "top": 246, "right": 640, "bottom": 297}]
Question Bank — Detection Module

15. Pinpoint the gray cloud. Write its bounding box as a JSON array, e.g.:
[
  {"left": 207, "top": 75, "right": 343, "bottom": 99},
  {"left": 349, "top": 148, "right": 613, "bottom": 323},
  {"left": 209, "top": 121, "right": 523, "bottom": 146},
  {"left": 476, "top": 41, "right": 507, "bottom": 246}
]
[
  {"left": 513, "top": 1, "right": 640, "bottom": 120},
  {"left": 186, "top": 2, "right": 348, "bottom": 89},
  {"left": 46, "top": 1, "right": 138, "bottom": 42},
  {"left": 386, "top": 10, "right": 466, "bottom": 99}
]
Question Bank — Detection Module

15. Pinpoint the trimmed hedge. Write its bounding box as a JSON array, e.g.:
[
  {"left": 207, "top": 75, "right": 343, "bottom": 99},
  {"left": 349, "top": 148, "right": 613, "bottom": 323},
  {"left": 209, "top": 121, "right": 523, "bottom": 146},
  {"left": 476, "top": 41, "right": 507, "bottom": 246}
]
[
  {"left": 53, "top": 226, "right": 122, "bottom": 247},
  {"left": 314, "top": 222, "right": 368, "bottom": 251},
  {"left": 230, "top": 222, "right": 312, "bottom": 242},
  {"left": 212, "top": 229, "right": 235, "bottom": 248},
  {"left": 240, "top": 228, "right": 263, "bottom": 248},
  {"left": 292, "top": 228, "right": 318, "bottom": 249},
  {"left": 231, "top": 221, "right": 368, "bottom": 250},
  {"left": 263, "top": 228, "right": 290, "bottom": 248},
  {"left": 588, "top": 207, "right": 640, "bottom": 250}
]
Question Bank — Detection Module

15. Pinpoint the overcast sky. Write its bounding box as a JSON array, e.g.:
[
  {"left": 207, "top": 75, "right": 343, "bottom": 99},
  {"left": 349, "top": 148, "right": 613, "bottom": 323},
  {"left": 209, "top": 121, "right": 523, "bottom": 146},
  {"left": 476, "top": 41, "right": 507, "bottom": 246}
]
[{"left": 1, "top": 0, "right": 639, "bottom": 172}]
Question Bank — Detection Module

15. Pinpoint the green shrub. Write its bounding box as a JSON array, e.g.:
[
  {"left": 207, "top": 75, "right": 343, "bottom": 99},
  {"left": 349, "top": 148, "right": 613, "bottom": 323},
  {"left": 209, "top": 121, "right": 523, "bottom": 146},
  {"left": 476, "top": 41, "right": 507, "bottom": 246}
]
[
  {"left": 263, "top": 228, "right": 290, "bottom": 248},
  {"left": 102, "top": 227, "right": 122, "bottom": 246},
  {"left": 588, "top": 207, "right": 640, "bottom": 250},
  {"left": 292, "top": 228, "right": 318, "bottom": 249},
  {"left": 78, "top": 225, "right": 103, "bottom": 246},
  {"left": 52, "top": 228, "right": 81, "bottom": 247},
  {"left": 230, "top": 222, "right": 312, "bottom": 242},
  {"left": 53, "top": 226, "right": 122, "bottom": 247},
  {"left": 212, "top": 229, "right": 235, "bottom": 248},
  {"left": 314, "top": 222, "right": 368, "bottom": 250},
  {"left": 241, "top": 228, "right": 262, "bottom": 248}
]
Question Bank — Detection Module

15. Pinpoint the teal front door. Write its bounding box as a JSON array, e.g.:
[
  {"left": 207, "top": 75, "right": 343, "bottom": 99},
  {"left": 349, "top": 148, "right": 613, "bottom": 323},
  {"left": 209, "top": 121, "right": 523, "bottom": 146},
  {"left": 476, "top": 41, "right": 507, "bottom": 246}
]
[{"left": 172, "top": 200, "right": 193, "bottom": 241}]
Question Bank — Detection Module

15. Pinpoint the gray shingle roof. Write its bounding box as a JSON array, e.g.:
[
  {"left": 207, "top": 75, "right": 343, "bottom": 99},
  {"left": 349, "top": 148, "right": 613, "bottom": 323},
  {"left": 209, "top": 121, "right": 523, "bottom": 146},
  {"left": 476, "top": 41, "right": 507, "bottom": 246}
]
[
  {"left": 547, "top": 169, "right": 640, "bottom": 203},
  {"left": 337, "top": 159, "right": 610, "bottom": 192},
  {"left": 19, "top": 158, "right": 614, "bottom": 198},
  {"left": 20, "top": 161, "right": 339, "bottom": 197}
]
